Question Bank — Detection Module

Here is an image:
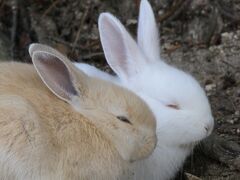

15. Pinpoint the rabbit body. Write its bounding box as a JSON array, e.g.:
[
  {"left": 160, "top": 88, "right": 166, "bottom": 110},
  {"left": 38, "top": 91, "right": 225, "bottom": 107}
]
[
  {"left": 74, "top": 63, "right": 118, "bottom": 83},
  {"left": 0, "top": 43, "right": 157, "bottom": 180},
  {"left": 0, "top": 63, "right": 126, "bottom": 180}
]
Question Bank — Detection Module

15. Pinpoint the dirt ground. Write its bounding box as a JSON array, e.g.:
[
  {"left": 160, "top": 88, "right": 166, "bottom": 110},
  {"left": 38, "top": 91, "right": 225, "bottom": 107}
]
[{"left": 0, "top": 0, "right": 239, "bottom": 179}]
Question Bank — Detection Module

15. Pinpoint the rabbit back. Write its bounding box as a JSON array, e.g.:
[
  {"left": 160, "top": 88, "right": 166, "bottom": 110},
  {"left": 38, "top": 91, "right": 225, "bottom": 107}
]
[{"left": 0, "top": 62, "right": 128, "bottom": 180}]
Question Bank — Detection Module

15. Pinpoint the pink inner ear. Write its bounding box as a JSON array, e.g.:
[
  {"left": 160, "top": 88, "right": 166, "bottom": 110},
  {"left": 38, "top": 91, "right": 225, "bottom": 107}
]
[
  {"left": 101, "top": 17, "right": 129, "bottom": 76},
  {"left": 34, "top": 53, "right": 77, "bottom": 101},
  {"left": 167, "top": 104, "right": 180, "bottom": 110}
]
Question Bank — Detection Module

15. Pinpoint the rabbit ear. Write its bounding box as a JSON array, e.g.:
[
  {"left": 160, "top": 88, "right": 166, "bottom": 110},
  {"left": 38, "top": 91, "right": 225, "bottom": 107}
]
[
  {"left": 99, "top": 13, "right": 146, "bottom": 80},
  {"left": 137, "top": 0, "right": 160, "bottom": 62},
  {"left": 29, "top": 44, "right": 80, "bottom": 103}
]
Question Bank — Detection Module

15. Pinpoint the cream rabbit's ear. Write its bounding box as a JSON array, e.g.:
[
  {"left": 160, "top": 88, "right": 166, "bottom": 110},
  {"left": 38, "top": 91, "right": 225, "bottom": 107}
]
[
  {"left": 32, "top": 51, "right": 79, "bottom": 103},
  {"left": 29, "top": 43, "right": 86, "bottom": 103},
  {"left": 137, "top": 0, "right": 160, "bottom": 62}
]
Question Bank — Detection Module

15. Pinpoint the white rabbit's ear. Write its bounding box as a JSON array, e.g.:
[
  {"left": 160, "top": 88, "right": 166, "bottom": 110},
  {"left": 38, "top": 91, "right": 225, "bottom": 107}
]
[
  {"left": 99, "top": 13, "right": 146, "bottom": 80},
  {"left": 30, "top": 48, "right": 79, "bottom": 103},
  {"left": 137, "top": 0, "right": 160, "bottom": 62}
]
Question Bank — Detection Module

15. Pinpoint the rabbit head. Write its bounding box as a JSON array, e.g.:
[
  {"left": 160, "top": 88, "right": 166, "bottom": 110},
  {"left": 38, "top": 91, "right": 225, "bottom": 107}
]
[
  {"left": 98, "top": 0, "right": 214, "bottom": 147},
  {"left": 29, "top": 43, "right": 157, "bottom": 162}
]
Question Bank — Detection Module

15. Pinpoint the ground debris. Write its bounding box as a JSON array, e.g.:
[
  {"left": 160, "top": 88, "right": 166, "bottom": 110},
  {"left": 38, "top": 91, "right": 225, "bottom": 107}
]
[{"left": 185, "top": 173, "right": 202, "bottom": 180}]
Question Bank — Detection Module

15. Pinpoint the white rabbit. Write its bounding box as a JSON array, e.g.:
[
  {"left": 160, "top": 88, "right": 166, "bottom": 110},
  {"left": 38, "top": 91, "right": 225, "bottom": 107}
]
[
  {"left": 75, "top": 0, "right": 214, "bottom": 179},
  {"left": 0, "top": 43, "right": 157, "bottom": 180}
]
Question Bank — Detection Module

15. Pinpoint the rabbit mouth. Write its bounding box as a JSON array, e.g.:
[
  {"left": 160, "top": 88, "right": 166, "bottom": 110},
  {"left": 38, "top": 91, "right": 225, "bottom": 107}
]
[{"left": 178, "top": 128, "right": 212, "bottom": 149}]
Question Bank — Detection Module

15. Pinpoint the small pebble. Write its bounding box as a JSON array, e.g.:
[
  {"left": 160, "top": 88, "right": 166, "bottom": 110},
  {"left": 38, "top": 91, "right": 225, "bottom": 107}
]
[
  {"left": 235, "top": 111, "right": 240, "bottom": 116},
  {"left": 126, "top": 19, "right": 137, "bottom": 26},
  {"left": 227, "top": 119, "right": 234, "bottom": 124},
  {"left": 226, "top": 89, "right": 231, "bottom": 95},
  {"left": 205, "top": 84, "right": 216, "bottom": 91},
  {"left": 221, "top": 32, "right": 234, "bottom": 43}
]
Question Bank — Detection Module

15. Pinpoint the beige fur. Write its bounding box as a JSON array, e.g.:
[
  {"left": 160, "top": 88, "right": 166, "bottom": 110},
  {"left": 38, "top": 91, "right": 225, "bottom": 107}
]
[{"left": 0, "top": 44, "right": 157, "bottom": 180}]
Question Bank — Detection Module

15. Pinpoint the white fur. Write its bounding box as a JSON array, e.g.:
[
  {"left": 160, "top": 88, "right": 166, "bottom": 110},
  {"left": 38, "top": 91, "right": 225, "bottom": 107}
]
[
  {"left": 74, "top": 62, "right": 118, "bottom": 82},
  {"left": 75, "top": 0, "right": 214, "bottom": 179},
  {"left": 137, "top": 0, "right": 160, "bottom": 62}
]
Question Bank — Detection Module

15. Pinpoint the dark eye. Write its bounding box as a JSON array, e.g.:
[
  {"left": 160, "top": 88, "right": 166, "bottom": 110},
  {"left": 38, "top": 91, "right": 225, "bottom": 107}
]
[
  {"left": 167, "top": 104, "right": 180, "bottom": 110},
  {"left": 116, "top": 116, "right": 132, "bottom": 125}
]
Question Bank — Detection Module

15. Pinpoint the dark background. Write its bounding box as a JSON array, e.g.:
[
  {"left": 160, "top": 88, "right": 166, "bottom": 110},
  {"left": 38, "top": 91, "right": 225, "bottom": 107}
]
[{"left": 0, "top": 0, "right": 240, "bottom": 179}]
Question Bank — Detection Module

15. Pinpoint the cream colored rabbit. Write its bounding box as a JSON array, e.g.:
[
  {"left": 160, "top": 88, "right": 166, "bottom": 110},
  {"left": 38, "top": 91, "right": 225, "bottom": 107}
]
[{"left": 0, "top": 43, "right": 157, "bottom": 180}]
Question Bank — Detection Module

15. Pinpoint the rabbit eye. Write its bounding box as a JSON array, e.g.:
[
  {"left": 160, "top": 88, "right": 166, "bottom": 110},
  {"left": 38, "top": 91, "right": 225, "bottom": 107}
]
[
  {"left": 116, "top": 116, "right": 132, "bottom": 125},
  {"left": 167, "top": 104, "right": 180, "bottom": 110}
]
